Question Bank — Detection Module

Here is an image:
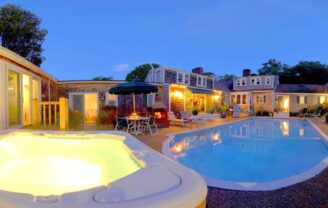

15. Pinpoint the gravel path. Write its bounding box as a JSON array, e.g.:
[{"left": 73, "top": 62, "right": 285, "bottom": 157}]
[{"left": 207, "top": 168, "right": 328, "bottom": 208}]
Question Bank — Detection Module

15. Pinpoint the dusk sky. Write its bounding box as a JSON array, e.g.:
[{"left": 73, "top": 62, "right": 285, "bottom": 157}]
[{"left": 3, "top": 0, "right": 328, "bottom": 80}]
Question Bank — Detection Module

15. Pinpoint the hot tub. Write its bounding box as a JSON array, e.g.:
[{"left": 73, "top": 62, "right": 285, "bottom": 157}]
[{"left": 0, "top": 130, "right": 207, "bottom": 208}]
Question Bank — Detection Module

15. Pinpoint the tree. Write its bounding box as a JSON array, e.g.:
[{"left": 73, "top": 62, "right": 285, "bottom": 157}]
[
  {"left": 203, "top": 72, "right": 215, "bottom": 77},
  {"left": 258, "top": 59, "right": 289, "bottom": 75},
  {"left": 125, "top": 63, "right": 160, "bottom": 81},
  {"left": 280, "top": 61, "right": 328, "bottom": 84},
  {"left": 0, "top": 4, "right": 47, "bottom": 66},
  {"left": 92, "top": 76, "right": 113, "bottom": 81},
  {"left": 222, "top": 74, "right": 236, "bottom": 79}
]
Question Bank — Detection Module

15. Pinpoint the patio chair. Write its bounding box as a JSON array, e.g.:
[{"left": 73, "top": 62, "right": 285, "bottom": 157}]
[
  {"left": 115, "top": 116, "right": 128, "bottom": 131},
  {"left": 167, "top": 112, "right": 190, "bottom": 127},
  {"left": 139, "top": 116, "right": 158, "bottom": 135}
]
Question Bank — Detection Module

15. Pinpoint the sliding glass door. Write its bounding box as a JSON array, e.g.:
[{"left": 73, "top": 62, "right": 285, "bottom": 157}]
[{"left": 8, "top": 71, "right": 21, "bottom": 126}]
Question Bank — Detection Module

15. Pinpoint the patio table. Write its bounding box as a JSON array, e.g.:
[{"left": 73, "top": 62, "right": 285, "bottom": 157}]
[{"left": 127, "top": 116, "right": 148, "bottom": 135}]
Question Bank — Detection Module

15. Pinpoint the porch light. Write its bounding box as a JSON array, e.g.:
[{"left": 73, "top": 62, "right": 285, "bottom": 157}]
[
  {"left": 214, "top": 95, "right": 220, "bottom": 100},
  {"left": 173, "top": 91, "right": 183, "bottom": 99}
]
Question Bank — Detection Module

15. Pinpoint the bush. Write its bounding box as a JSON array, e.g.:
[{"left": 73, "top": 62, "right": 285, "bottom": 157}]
[
  {"left": 96, "top": 106, "right": 116, "bottom": 125},
  {"left": 69, "top": 110, "right": 82, "bottom": 130}
]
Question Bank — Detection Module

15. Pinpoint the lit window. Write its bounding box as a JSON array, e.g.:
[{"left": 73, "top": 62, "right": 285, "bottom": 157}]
[
  {"left": 266, "top": 77, "right": 271, "bottom": 85},
  {"left": 242, "top": 94, "right": 247, "bottom": 104},
  {"left": 184, "top": 74, "right": 190, "bottom": 84},
  {"left": 237, "top": 95, "right": 241, "bottom": 104},
  {"left": 177, "top": 72, "right": 183, "bottom": 83},
  {"left": 106, "top": 93, "right": 117, "bottom": 106},
  {"left": 319, "top": 96, "right": 326, "bottom": 104},
  {"left": 298, "top": 96, "right": 305, "bottom": 105}
]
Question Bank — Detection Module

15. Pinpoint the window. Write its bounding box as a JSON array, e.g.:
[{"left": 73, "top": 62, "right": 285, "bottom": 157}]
[
  {"left": 241, "top": 79, "right": 246, "bottom": 86},
  {"left": 184, "top": 74, "right": 190, "bottom": 84},
  {"left": 155, "top": 70, "right": 161, "bottom": 82},
  {"left": 257, "top": 95, "right": 266, "bottom": 103},
  {"left": 319, "top": 96, "right": 326, "bottom": 104},
  {"left": 236, "top": 79, "right": 241, "bottom": 86},
  {"left": 242, "top": 94, "right": 247, "bottom": 104},
  {"left": 237, "top": 95, "right": 241, "bottom": 104},
  {"left": 177, "top": 72, "right": 183, "bottom": 83},
  {"left": 202, "top": 77, "right": 207, "bottom": 87},
  {"left": 106, "top": 93, "right": 118, "bottom": 106},
  {"left": 197, "top": 76, "right": 202, "bottom": 86},
  {"left": 147, "top": 93, "right": 155, "bottom": 107},
  {"left": 265, "top": 77, "right": 271, "bottom": 85},
  {"left": 250, "top": 78, "right": 256, "bottom": 85},
  {"left": 297, "top": 96, "right": 306, "bottom": 105},
  {"left": 256, "top": 77, "right": 261, "bottom": 85}
]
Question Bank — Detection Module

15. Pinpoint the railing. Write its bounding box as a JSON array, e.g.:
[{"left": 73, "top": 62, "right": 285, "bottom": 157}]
[{"left": 32, "top": 97, "right": 69, "bottom": 130}]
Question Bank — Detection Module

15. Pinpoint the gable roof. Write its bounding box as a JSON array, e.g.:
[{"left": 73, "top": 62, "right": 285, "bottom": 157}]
[{"left": 275, "top": 84, "right": 328, "bottom": 94}]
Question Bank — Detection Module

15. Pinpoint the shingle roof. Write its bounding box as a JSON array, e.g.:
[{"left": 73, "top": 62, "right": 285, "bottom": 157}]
[
  {"left": 214, "top": 78, "right": 233, "bottom": 92},
  {"left": 275, "top": 84, "right": 328, "bottom": 93}
]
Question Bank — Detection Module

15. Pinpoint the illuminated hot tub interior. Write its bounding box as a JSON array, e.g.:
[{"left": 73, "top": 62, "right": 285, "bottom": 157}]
[{"left": 0, "top": 132, "right": 140, "bottom": 196}]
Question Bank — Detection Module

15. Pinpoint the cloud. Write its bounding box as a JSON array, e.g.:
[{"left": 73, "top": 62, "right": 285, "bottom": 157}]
[{"left": 114, "top": 63, "right": 129, "bottom": 72}]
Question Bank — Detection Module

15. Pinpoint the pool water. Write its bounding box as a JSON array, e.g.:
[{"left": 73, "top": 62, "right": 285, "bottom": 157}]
[
  {"left": 169, "top": 119, "right": 328, "bottom": 183},
  {"left": 0, "top": 132, "right": 140, "bottom": 195}
]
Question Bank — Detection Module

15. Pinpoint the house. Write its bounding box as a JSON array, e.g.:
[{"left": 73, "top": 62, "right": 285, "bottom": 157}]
[
  {"left": 0, "top": 46, "right": 56, "bottom": 131},
  {"left": 231, "top": 69, "right": 279, "bottom": 113},
  {"left": 145, "top": 67, "right": 222, "bottom": 113},
  {"left": 215, "top": 69, "right": 328, "bottom": 116},
  {"left": 275, "top": 84, "right": 328, "bottom": 114}
]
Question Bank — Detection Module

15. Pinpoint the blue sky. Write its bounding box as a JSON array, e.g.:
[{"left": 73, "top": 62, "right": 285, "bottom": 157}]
[{"left": 3, "top": 0, "right": 328, "bottom": 80}]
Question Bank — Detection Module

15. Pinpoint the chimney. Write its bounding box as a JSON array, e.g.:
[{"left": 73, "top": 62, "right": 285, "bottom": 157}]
[
  {"left": 192, "top": 67, "right": 204, "bottom": 75},
  {"left": 243, "top": 69, "right": 251, "bottom": 77}
]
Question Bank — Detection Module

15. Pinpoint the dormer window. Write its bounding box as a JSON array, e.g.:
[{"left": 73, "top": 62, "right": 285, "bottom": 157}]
[
  {"left": 197, "top": 76, "right": 202, "bottom": 86},
  {"left": 202, "top": 77, "right": 207, "bottom": 87},
  {"left": 250, "top": 78, "right": 255, "bottom": 85},
  {"left": 265, "top": 77, "right": 271, "bottom": 85},
  {"left": 241, "top": 79, "right": 246, "bottom": 86},
  {"left": 236, "top": 79, "right": 241, "bottom": 86},
  {"left": 155, "top": 70, "right": 161, "bottom": 82},
  {"left": 184, "top": 74, "right": 190, "bottom": 84},
  {"left": 256, "top": 77, "right": 261, "bottom": 85},
  {"left": 177, "top": 72, "right": 183, "bottom": 83}
]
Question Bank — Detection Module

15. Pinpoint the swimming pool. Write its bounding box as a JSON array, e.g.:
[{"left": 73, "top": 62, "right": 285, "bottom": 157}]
[
  {"left": 163, "top": 118, "right": 328, "bottom": 191},
  {"left": 0, "top": 131, "right": 207, "bottom": 208}
]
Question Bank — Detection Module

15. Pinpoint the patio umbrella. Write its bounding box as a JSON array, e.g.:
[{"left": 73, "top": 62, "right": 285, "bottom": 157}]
[{"left": 109, "top": 80, "right": 158, "bottom": 114}]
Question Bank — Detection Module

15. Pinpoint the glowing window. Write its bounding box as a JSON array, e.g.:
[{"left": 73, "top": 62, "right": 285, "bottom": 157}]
[{"left": 319, "top": 96, "right": 326, "bottom": 104}]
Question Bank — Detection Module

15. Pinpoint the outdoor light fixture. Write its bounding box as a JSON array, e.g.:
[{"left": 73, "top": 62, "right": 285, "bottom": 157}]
[{"left": 173, "top": 91, "right": 183, "bottom": 99}]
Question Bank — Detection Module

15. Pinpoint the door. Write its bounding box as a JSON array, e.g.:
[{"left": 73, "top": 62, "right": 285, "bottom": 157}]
[
  {"left": 84, "top": 94, "right": 98, "bottom": 124},
  {"left": 22, "top": 74, "right": 31, "bottom": 126},
  {"left": 8, "top": 71, "right": 21, "bottom": 126},
  {"left": 69, "top": 93, "right": 98, "bottom": 124},
  {"left": 276, "top": 95, "right": 289, "bottom": 113}
]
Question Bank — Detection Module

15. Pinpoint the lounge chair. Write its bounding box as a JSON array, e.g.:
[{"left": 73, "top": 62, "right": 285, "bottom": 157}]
[
  {"left": 310, "top": 108, "right": 321, "bottom": 117},
  {"left": 168, "top": 112, "right": 190, "bottom": 127},
  {"left": 297, "top": 108, "right": 309, "bottom": 117}
]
